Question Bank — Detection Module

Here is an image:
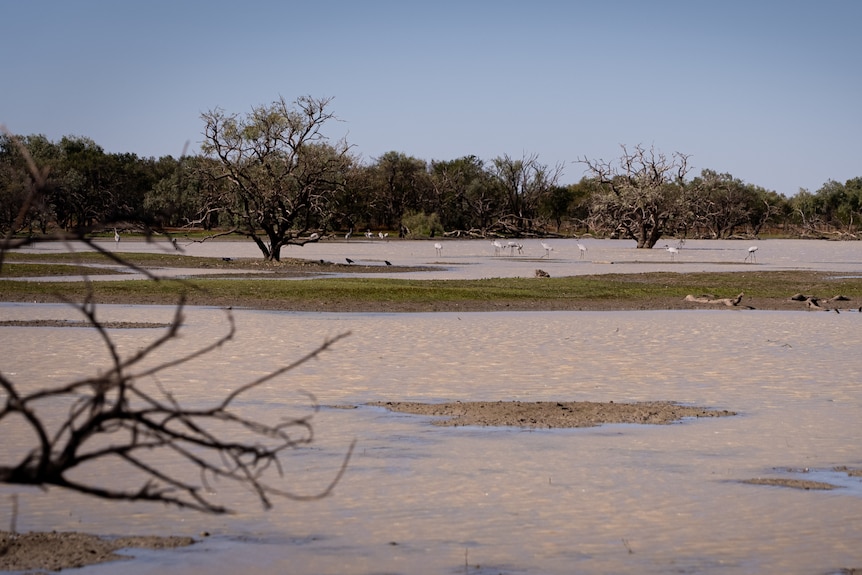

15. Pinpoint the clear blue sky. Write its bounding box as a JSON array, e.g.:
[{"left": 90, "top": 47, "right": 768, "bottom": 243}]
[{"left": 2, "top": 0, "right": 859, "bottom": 196}]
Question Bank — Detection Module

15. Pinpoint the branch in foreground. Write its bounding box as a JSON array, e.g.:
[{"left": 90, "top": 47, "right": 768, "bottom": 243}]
[{"left": 0, "top": 299, "right": 354, "bottom": 514}]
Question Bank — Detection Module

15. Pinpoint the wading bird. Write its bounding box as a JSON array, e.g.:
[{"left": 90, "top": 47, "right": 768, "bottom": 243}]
[
  {"left": 114, "top": 228, "right": 120, "bottom": 243},
  {"left": 745, "top": 246, "right": 758, "bottom": 263},
  {"left": 492, "top": 240, "right": 504, "bottom": 256},
  {"left": 434, "top": 242, "right": 443, "bottom": 256},
  {"left": 664, "top": 244, "right": 678, "bottom": 261},
  {"left": 541, "top": 242, "right": 554, "bottom": 258},
  {"left": 577, "top": 242, "right": 587, "bottom": 259}
]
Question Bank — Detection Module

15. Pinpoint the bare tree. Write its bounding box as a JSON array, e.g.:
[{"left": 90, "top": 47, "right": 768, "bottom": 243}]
[
  {"left": 488, "top": 153, "right": 565, "bottom": 235},
  {"left": 1, "top": 127, "right": 354, "bottom": 514},
  {"left": 580, "top": 144, "right": 691, "bottom": 248}
]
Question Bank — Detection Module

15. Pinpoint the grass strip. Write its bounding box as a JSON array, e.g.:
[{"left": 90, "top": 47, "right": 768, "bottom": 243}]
[{"left": 2, "top": 271, "right": 860, "bottom": 311}]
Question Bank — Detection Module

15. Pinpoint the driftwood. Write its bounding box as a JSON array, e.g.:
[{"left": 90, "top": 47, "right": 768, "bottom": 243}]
[
  {"left": 789, "top": 294, "right": 853, "bottom": 312},
  {"left": 684, "top": 292, "right": 747, "bottom": 307}
]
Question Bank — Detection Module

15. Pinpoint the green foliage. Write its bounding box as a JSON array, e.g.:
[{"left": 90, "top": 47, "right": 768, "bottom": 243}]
[
  {"left": 199, "top": 96, "right": 352, "bottom": 260},
  {"left": 401, "top": 211, "right": 443, "bottom": 238},
  {"left": 5, "top": 127, "right": 862, "bottom": 242}
]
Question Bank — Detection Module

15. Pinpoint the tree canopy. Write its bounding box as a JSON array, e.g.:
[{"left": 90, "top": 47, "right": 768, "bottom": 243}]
[{"left": 4, "top": 115, "right": 862, "bottom": 248}]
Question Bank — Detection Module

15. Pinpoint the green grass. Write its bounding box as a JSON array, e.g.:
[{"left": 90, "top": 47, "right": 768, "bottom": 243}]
[
  {"left": 2, "top": 271, "right": 861, "bottom": 309},
  {"left": 1, "top": 251, "right": 251, "bottom": 268},
  {"left": 0, "top": 262, "right": 126, "bottom": 277}
]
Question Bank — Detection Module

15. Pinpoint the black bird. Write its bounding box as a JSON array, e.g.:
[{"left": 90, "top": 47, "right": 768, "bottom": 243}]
[
  {"left": 346, "top": 258, "right": 354, "bottom": 264},
  {"left": 222, "top": 257, "right": 232, "bottom": 262},
  {"left": 384, "top": 260, "right": 392, "bottom": 266}
]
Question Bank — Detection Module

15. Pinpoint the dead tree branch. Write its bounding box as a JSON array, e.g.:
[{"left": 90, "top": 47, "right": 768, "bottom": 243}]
[
  {"left": 0, "top": 135, "right": 355, "bottom": 514},
  {"left": 0, "top": 297, "right": 354, "bottom": 513}
]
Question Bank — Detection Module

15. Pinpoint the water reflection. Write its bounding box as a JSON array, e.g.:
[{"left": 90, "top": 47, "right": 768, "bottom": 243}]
[{"left": 1, "top": 304, "right": 861, "bottom": 574}]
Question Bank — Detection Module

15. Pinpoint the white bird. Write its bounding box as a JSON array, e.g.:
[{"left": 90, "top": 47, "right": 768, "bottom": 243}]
[
  {"left": 663, "top": 244, "right": 678, "bottom": 261},
  {"left": 365, "top": 230, "right": 373, "bottom": 239},
  {"left": 434, "top": 242, "right": 443, "bottom": 256},
  {"left": 541, "top": 242, "right": 554, "bottom": 258},
  {"left": 507, "top": 241, "right": 523, "bottom": 256},
  {"left": 577, "top": 242, "right": 587, "bottom": 259},
  {"left": 113, "top": 228, "right": 120, "bottom": 243},
  {"left": 492, "top": 240, "right": 504, "bottom": 256},
  {"left": 345, "top": 229, "right": 352, "bottom": 240},
  {"left": 745, "top": 245, "right": 758, "bottom": 263},
  {"left": 309, "top": 232, "right": 319, "bottom": 240}
]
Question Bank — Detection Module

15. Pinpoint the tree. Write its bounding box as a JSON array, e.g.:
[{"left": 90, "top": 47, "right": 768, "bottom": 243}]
[
  {"left": 581, "top": 144, "right": 692, "bottom": 248},
  {"left": 488, "top": 153, "right": 563, "bottom": 235},
  {"left": 0, "top": 133, "right": 60, "bottom": 235},
  {"left": 539, "top": 185, "right": 575, "bottom": 233},
  {"left": 689, "top": 169, "right": 760, "bottom": 238},
  {"left": 1, "top": 133, "right": 354, "bottom": 514},
  {"left": 428, "top": 155, "right": 495, "bottom": 234},
  {"left": 146, "top": 155, "right": 230, "bottom": 230},
  {"left": 200, "top": 96, "right": 352, "bottom": 261},
  {"left": 365, "top": 151, "right": 431, "bottom": 236}
]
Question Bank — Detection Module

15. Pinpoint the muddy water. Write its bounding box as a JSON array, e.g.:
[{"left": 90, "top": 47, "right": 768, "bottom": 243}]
[
  {"left": 14, "top": 237, "right": 862, "bottom": 280},
  {"left": 1, "top": 303, "right": 861, "bottom": 574}
]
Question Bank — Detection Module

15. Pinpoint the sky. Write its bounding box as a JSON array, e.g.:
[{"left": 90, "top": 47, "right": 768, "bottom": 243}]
[{"left": 2, "top": 0, "right": 860, "bottom": 196}]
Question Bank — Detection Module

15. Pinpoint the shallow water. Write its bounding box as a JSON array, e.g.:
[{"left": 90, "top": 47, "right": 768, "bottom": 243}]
[
  {"left": 3, "top": 239, "right": 862, "bottom": 573},
  {"left": 1, "top": 302, "right": 861, "bottom": 575},
  {"left": 13, "top": 236, "right": 862, "bottom": 280}
]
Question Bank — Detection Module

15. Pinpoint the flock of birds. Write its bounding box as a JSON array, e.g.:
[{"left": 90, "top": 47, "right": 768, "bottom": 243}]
[
  {"left": 663, "top": 243, "right": 758, "bottom": 263},
  {"left": 340, "top": 236, "right": 761, "bottom": 264},
  {"left": 115, "top": 226, "right": 760, "bottom": 265}
]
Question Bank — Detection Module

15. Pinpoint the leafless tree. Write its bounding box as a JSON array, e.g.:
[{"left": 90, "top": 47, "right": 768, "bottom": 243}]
[
  {"left": 580, "top": 144, "right": 692, "bottom": 248},
  {"left": 488, "top": 153, "right": 565, "bottom": 235},
  {"left": 0, "top": 127, "right": 354, "bottom": 514}
]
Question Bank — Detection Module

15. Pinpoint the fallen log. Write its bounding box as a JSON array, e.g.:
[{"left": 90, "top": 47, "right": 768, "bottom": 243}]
[{"left": 684, "top": 292, "right": 746, "bottom": 307}]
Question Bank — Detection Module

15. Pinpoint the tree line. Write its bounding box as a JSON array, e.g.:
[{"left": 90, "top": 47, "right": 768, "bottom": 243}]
[{"left": 3, "top": 96, "right": 861, "bottom": 259}]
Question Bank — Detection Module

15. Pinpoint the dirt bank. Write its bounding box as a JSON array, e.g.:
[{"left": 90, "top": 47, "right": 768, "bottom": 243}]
[
  {"left": 0, "top": 530, "right": 195, "bottom": 572},
  {"left": 367, "top": 400, "right": 736, "bottom": 428}
]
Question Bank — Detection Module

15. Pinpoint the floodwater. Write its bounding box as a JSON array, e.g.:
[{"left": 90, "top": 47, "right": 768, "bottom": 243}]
[
  {"left": 1, "top": 239, "right": 861, "bottom": 574},
  {"left": 11, "top": 236, "right": 862, "bottom": 280}
]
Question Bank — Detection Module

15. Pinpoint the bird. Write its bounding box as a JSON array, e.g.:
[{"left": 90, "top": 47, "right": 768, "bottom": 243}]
[
  {"left": 309, "top": 232, "right": 319, "bottom": 240},
  {"left": 345, "top": 229, "right": 352, "bottom": 240},
  {"left": 492, "top": 240, "right": 504, "bottom": 256},
  {"left": 113, "top": 228, "right": 120, "bottom": 243},
  {"left": 365, "top": 230, "right": 373, "bottom": 239},
  {"left": 434, "top": 242, "right": 443, "bottom": 256},
  {"left": 577, "top": 242, "right": 587, "bottom": 259},
  {"left": 745, "top": 245, "right": 758, "bottom": 263},
  {"left": 663, "top": 244, "right": 678, "bottom": 261},
  {"left": 345, "top": 258, "right": 354, "bottom": 264},
  {"left": 507, "top": 241, "right": 523, "bottom": 256},
  {"left": 541, "top": 242, "right": 554, "bottom": 258},
  {"left": 384, "top": 260, "right": 392, "bottom": 266}
]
